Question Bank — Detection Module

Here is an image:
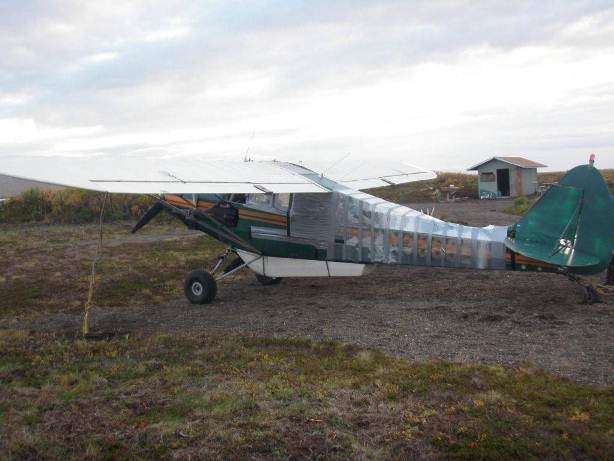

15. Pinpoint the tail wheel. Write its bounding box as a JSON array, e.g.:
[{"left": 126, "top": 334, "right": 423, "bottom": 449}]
[
  {"left": 606, "top": 257, "right": 614, "bottom": 285},
  {"left": 185, "top": 270, "right": 217, "bottom": 304},
  {"left": 583, "top": 285, "right": 603, "bottom": 305},
  {"left": 255, "top": 274, "right": 282, "bottom": 286}
]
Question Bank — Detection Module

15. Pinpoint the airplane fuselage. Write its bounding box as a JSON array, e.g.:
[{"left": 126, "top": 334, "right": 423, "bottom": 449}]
[{"left": 162, "top": 188, "right": 557, "bottom": 277}]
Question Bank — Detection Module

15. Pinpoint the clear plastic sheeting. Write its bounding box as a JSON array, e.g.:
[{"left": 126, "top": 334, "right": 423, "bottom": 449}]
[
  {"left": 328, "top": 190, "right": 507, "bottom": 269},
  {"left": 290, "top": 189, "right": 508, "bottom": 270}
]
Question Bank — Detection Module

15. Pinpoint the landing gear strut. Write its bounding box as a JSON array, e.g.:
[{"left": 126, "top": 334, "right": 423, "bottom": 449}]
[{"left": 183, "top": 249, "right": 268, "bottom": 305}]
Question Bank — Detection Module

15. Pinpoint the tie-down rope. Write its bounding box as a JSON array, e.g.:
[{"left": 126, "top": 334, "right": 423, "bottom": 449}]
[{"left": 82, "top": 192, "right": 109, "bottom": 336}]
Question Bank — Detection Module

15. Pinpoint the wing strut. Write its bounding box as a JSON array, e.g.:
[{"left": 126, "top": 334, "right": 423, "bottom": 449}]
[
  {"left": 131, "top": 201, "right": 165, "bottom": 234},
  {"left": 133, "top": 197, "right": 260, "bottom": 254}
]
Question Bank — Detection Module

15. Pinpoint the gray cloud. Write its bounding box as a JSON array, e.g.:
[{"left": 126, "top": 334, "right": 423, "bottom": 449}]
[{"left": 1, "top": 0, "right": 613, "bottom": 170}]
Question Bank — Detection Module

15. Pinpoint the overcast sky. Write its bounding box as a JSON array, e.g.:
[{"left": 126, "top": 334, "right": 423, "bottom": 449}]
[{"left": 1, "top": 0, "right": 613, "bottom": 171}]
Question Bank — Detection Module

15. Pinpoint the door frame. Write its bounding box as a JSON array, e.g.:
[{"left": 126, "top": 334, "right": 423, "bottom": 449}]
[{"left": 496, "top": 168, "right": 511, "bottom": 197}]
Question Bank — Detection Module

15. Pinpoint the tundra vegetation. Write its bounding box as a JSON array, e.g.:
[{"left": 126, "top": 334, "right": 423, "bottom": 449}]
[
  {"left": 1, "top": 331, "right": 612, "bottom": 460},
  {"left": 0, "top": 188, "right": 156, "bottom": 224}
]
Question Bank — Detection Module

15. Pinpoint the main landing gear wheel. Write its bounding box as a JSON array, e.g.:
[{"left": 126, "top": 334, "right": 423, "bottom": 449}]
[
  {"left": 255, "top": 274, "right": 282, "bottom": 286},
  {"left": 185, "top": 270, "right": 217, "bottom": 304}
]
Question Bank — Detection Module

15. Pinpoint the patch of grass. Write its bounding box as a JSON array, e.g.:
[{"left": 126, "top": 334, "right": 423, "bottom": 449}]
[
  {"left": 503, "top": 196, "right": 534, "bottom": 216},
  {"left": 0, "top": 331, "right": 611, "bottom": 460},
  {"left": 0, "top": 222, "right": 224, "bottom": 320}
]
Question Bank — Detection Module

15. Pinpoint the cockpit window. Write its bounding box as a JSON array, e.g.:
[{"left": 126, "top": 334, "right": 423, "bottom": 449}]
[
  {"left": 273, "top": 193, "right": 291, "bottom": 212},
  {"left": 246, "top": 193, "right": 291, "bottom": 214},
  {"left": 229, "top": 193, "right": 246, "bottom": 204},
  {"left": 247, "top": 193, "right": 272, "bottom": 208}
]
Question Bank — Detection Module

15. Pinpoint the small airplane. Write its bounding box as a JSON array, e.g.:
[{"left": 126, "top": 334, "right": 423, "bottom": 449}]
[{"left": 1, "top": 155, "right": 612, "bottom": 304}]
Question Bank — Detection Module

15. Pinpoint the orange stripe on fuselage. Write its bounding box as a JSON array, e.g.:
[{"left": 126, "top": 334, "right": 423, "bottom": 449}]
[
  {"left": 163, "top": 195, "right": 287, "bottom": 227},
  {"left": 238, "top": 210, "right": 287, "bottom": 226},
  {"left": 165, "top": 194, "right": 195, "bottom": 208}
]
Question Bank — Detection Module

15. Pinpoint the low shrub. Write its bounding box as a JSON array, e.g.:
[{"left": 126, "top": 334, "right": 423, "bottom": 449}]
[
  {"left": 503, "top": 196, "right": 533, "bottom": 216},
  {"left": 0, "top": 188, "right": 158, "bottom": 224}
]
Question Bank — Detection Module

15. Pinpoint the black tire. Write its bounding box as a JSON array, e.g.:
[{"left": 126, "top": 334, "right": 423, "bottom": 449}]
[
  {"left": 184, "top": 270, "right": 217, "bottom": 304},
  {"left": 255, "top": 274, "right": 282, "bottom": 286}
]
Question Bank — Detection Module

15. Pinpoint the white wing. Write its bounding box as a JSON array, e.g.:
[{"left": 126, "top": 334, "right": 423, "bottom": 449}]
[
  {"left": 0, "top": 155, "right": 328, "bottom": 194},
  {"left": 300, "top": 159, "right": 436, "bottom": 190}
]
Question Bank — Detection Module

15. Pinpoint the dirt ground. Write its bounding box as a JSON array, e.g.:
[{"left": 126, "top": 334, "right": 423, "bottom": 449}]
[
  {"left": 415, "top": 198, "right": 519, "bottom": 226},
  {"left": 2, "top": 199, "right": 612, "bottom": 388}
]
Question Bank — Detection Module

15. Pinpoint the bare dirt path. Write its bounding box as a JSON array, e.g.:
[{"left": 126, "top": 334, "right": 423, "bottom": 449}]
[{"left": 408, "top": 199, "right": 518, "bottom": 226}]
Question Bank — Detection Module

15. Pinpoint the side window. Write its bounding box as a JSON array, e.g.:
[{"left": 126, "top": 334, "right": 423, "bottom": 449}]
[
  {"left": 273, "top": 193, "right": 291, "bottom": 213},
  {"left": 245, "top": 193, "right": 291, "bottom": 214},
  {"left": 229, "top": 193, "right": 246, "bottom": 204},
  {"left": 246, "top": 194, "right": 273, "bottom": 209}
]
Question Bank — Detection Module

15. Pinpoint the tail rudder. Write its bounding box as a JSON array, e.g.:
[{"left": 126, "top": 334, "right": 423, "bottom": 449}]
[{"left": 505, "top": 163, "right": 614, "bottom": 275}]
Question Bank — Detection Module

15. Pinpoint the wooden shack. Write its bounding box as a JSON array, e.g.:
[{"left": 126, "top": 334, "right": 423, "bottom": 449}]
[{"left": 468, "top": 156, "right": 546, "bottom": 199}]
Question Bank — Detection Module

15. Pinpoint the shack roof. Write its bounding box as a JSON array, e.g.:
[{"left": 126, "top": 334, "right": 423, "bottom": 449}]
[{"left": 468, "top": 156, "right": 547, "bottom": 171}]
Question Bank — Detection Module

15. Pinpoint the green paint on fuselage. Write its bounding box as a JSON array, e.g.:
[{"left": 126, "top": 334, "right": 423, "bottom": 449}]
[{"left": 184, "top": 194, "right": 321, "bottom": 259}]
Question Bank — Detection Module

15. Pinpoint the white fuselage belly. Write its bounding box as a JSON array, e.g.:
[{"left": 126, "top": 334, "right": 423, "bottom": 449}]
[{"left": 236, "top": 250, "right": 365, "bottom": 278}]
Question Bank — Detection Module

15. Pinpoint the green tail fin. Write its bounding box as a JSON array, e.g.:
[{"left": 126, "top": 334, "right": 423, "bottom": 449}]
[{"left": 505, "top": 164, "right": 614, "bottom": 275}]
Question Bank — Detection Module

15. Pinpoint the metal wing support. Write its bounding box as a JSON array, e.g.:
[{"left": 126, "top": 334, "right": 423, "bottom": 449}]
[{"left": 133, "top": 197, "right": 260, "bottom": 253}]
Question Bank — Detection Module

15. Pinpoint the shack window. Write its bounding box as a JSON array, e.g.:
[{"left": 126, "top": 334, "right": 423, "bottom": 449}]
[{"left": 480, "top": 172, "right": 495, "bottom": 182}]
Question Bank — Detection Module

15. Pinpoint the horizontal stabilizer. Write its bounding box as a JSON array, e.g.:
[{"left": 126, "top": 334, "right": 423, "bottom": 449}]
[{"left": 505, "top": 239, "right": 600, "bottom": 269}]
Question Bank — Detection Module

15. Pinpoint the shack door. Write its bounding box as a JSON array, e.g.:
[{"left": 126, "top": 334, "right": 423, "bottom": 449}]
[{"left": 497, "top": 168, "right": 511, "bottom": 197}]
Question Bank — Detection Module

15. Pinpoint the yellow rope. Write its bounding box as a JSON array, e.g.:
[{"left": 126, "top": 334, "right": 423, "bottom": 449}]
[{"left": 82, "top": 192, "right": 109, "bottom": 336}]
